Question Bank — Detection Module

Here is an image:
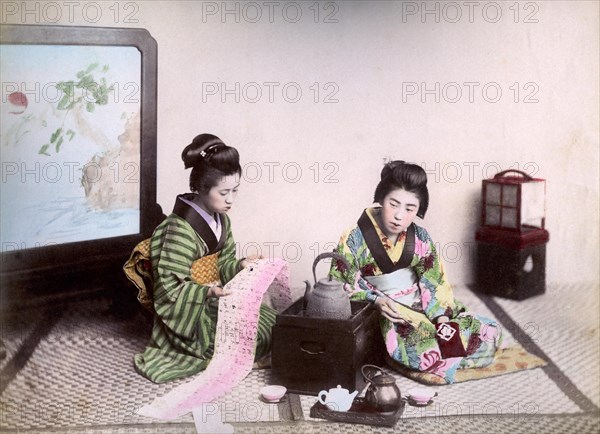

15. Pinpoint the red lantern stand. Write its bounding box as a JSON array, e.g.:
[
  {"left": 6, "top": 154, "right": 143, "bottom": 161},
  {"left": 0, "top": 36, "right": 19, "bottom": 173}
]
[{"left": 475, "top": 170, "right": 549, "bottom": 300}]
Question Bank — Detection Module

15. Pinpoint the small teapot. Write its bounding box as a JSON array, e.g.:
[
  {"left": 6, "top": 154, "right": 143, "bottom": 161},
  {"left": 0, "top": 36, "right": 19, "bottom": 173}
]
[
  {"left": 318, "top": 385, "right": 358, "bottom": 412},
  {"left": 361, "top": 364, "right": 402, "bottom": 412},
  {"left": 304, "top": 252, "right": 352, "bottom": 320}
]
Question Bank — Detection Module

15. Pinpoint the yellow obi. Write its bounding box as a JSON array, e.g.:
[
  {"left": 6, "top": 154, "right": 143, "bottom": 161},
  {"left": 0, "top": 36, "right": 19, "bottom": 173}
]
[{"left": 123, "top": 238, "right": 221, "bottom": 312}]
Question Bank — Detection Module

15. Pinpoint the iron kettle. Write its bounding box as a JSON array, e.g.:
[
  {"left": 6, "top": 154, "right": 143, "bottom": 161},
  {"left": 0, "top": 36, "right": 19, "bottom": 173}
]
[
  {"left": 303, "top": 252, "right": 352, "bottom": 320},
  {"left": 361, "top": 364, "right": 402, "bottom": 412}
]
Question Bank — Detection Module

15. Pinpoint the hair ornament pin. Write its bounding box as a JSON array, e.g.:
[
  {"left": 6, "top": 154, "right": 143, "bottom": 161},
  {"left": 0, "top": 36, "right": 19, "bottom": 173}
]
[
  {"left": 200, "top": 143, "right": 223, "bottom": 159},
  {"left": 387, "top": 160, "right": 406, "bottom": 168}
]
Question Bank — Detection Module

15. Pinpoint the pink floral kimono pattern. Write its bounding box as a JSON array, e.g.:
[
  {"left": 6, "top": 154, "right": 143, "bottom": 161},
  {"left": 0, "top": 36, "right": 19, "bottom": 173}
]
[{"left": 329, "top": 208, "right": 502, "bottom": 383}]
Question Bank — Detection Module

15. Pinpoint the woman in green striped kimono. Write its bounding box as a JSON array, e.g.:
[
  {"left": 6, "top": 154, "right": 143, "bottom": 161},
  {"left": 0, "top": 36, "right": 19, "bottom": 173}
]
[{"left": 134, "top": 134, "right": 276, "bottom": 383}]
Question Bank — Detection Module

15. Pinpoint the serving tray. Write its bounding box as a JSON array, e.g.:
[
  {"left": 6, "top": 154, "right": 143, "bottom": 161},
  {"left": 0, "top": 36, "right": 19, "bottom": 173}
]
[{"left": 309, "top": 398, "right": 404, "bottom": 427}]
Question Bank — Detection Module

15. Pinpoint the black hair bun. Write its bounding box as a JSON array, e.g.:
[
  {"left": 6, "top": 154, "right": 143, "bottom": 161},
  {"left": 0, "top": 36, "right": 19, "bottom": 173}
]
[
  {"left": 381, "top": 160, "right": 428, "bottom": 186},
  {"left": 182, "top": 134, "right": 225, "bottom": 169},
  {"left": 380, "top": 160, "right": 406, "bottom": 180}
]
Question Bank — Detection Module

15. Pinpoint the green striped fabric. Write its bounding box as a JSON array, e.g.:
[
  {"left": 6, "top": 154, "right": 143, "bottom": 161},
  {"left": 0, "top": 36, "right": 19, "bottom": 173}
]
[{"left": 134, "top": 213, "right": 276, "bottom": 383}]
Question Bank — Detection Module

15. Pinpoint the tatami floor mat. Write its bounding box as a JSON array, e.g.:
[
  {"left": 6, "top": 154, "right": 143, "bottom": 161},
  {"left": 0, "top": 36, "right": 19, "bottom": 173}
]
[
  {"left": 0, "top": 297, "right": 281, "bottom": 431},
  {"left": 1, "top": 297, "right": 188, "bottom": 430},
  {"left": 0, "top": 284, "right": 598, "bottom": 432},
  {"left": 491, "top": 283, "right": 600, "bottom": 408},
  {"left": 0, "top": 319, "right": 37, "bottom": 373},
  {"left": 11, "top": 413, "right": 598, "bottom": 434}
]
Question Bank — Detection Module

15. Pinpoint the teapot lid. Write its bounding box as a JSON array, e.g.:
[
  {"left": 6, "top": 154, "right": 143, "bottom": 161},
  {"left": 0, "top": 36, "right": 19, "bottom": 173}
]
[
  {"left": 371, "top": 373, "right": 397, "bottom": 386},
  {"left": 316, "top": 276, "right": 344, "bottom": 288},
  {"left": 329, "top": 384, "right": 350, "bottom": 394},
  {"left": 362, "top": 364, "right": 397, "bottom": 386}
]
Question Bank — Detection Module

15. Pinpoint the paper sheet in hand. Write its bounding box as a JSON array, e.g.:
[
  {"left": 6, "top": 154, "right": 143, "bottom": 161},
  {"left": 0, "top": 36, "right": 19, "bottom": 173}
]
[{"left": 138, "top": 258, "right": 291, "bottom": 420}]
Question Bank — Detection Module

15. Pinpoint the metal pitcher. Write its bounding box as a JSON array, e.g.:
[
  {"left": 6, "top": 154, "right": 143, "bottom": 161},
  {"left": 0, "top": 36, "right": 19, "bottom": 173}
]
[{"left": 361, "top": 364, "right": 402, "bottom": 412}]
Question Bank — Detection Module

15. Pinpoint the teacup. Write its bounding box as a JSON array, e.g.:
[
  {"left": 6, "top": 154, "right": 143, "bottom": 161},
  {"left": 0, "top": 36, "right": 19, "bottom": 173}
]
[
  {"left": 406, "top": 387, "right": 437, "bottom": 405},
  {"left": 260, "top": 385, "right": 287, "bottom": 402}
]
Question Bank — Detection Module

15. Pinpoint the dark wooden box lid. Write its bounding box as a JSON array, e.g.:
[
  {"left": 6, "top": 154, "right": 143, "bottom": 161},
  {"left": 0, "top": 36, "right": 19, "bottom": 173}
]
[
  {"left": 275, "top": 299, "right": 375, "bottom": 332},
  {"left": 476, "top": 226, "right": 549, "bottom": 249}
]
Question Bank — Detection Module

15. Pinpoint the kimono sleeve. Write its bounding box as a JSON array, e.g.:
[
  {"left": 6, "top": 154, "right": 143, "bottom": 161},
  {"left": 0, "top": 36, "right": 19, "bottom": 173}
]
[
  {"left": 414, "top": 227, "right": 459, "bottom": 321},
  {"left": 152, "top": 219, "right": 213, "bottom": 339},
  {"left": 329, "top": 227, "right": 379, "bottom": 303},
  {"left": 217, "top": 214, "right": 244, "bottom": 285}
]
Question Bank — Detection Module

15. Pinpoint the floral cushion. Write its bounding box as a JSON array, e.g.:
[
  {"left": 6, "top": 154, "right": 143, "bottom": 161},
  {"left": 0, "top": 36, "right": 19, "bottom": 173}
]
[{"left": 386, "top": 344, "right": 547, "bottom": 385}]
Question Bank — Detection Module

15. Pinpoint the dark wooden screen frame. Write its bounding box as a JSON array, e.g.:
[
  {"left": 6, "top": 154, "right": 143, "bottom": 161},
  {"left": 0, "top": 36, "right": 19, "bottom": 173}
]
[{"left": 0, "top": 24, "right": 161, "bottom": 297}]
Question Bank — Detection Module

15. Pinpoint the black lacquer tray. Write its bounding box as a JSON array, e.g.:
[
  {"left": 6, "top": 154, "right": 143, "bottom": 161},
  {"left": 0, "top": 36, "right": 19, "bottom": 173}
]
[{"left": 309, "top": 398, "right": 404, "bottom": 427}]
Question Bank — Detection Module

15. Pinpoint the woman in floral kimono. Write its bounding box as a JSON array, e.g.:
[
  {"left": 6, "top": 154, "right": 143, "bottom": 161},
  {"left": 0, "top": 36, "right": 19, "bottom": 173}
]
[
  {"left": 134, "top": 134, "right": 275, "bottom": 383},
  {"left": 329, "top": 161, "right": 502, "bottom": 384}
]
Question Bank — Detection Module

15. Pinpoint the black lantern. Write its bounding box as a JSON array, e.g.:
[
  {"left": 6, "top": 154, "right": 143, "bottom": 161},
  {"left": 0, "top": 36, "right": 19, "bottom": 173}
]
[{"left": 476, "top": 170, "right": 549, "bottom": 299}]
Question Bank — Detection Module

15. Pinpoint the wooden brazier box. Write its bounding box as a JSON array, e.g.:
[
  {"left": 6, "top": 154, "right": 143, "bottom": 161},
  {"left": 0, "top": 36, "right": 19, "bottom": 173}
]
[{"left": 271, "top": 299, "right": 386, "bottom": 396}]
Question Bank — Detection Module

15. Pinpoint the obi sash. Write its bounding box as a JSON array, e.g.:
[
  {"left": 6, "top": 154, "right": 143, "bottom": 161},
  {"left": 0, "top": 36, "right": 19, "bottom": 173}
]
[
  {"left": 365, "top": 268, "right": 420, "bottom": 307},
  {"left": 364, "top": 268, "right": 418, "bottom": 293},
  {"left": 172, "top": 194, "right": 226, "bottom": 255}
]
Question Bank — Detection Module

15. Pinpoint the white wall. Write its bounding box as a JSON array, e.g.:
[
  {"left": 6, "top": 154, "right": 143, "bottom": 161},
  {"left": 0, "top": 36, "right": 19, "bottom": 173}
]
[{"left": 3, "top": 1, "right": 598, "bottom": 290}]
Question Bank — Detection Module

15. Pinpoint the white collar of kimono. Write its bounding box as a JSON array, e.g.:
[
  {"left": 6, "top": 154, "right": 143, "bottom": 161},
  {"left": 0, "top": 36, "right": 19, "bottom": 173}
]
[{"left": 179, "top": 196, "right": 222, "bottom": 239}]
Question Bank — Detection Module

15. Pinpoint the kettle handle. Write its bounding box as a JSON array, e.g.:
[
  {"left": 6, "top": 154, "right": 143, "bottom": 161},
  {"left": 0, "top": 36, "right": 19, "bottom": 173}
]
[
  {"left": 313, "top": 252, "right": 352, "bottom": 285},
  {"left": 318, "top": 390, "right": 329, "bottom": 405},
  {"left": 361, "top": 364, "right": 384, "bottom": 383}
]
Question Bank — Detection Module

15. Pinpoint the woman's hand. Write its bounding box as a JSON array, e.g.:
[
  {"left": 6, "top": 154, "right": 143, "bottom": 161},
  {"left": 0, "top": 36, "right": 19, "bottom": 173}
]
[
  {"left": 240, "top": 255, "right": 264, "bottom": 269},
  {"left": 374, "top": 297, "right": 410, "bottom": 325},
  {"left": 207, "top": 285, "right": 232, "bottom": 298}
]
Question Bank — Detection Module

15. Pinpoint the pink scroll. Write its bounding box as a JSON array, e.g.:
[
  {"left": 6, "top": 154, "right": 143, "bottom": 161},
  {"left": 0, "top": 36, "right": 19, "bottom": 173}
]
[{"left": 138, "top": 258, "right": 292, "bottom": 420}]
